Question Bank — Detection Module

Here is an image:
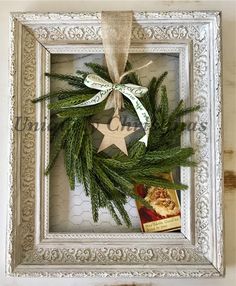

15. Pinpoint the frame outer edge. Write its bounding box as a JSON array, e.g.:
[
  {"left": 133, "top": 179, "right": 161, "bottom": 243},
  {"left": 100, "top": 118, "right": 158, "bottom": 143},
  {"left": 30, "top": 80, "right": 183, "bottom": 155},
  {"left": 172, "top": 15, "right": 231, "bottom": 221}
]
[{"left": 6, "top": 11, "right": 224, "bottom": 278}]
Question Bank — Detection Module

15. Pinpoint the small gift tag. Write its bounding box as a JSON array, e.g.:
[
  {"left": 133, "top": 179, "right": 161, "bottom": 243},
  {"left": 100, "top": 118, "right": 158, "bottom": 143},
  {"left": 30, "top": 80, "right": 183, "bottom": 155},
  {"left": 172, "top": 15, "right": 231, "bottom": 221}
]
[{"left": 135, "top": 173, "right": 181, "bottom": 232}]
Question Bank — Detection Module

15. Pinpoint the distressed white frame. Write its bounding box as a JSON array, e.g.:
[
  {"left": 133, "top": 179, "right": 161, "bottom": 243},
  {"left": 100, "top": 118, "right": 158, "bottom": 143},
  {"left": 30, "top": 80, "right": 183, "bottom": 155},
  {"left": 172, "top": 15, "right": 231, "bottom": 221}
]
[{"left": 7, "top": 12, "right": 223, "bottom": 278}]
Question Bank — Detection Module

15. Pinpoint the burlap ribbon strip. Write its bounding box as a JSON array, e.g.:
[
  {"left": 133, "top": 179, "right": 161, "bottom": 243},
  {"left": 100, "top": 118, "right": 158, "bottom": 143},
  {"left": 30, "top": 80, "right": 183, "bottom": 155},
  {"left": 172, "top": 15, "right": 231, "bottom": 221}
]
[{"left": 101, "top": 11, "right": 133, "bottom": 110}]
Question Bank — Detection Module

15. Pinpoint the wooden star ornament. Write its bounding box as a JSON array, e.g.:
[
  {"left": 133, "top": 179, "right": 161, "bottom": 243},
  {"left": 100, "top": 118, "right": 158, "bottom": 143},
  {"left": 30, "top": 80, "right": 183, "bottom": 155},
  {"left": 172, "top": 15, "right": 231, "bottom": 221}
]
[{"left": 91, "top": 109, "right": 139, "bottom": 155}]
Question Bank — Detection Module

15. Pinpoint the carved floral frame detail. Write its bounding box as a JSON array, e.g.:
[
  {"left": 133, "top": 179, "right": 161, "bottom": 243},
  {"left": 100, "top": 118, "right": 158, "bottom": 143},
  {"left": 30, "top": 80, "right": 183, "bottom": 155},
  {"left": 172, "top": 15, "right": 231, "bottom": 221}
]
[{"left": 7, "top": 11, "right": 223, "bottom": 278}]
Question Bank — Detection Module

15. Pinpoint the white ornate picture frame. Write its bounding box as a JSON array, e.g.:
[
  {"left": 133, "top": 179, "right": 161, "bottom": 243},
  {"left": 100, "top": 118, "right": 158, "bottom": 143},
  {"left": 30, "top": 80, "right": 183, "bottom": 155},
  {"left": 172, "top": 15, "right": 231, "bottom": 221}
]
[{"left": 7, "top": 12, "right": 223, "bottom": 278}]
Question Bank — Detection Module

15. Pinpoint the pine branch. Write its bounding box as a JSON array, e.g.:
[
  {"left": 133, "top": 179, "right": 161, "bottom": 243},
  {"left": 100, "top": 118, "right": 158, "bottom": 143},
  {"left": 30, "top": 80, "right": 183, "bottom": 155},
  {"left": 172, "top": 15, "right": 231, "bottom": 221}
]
[
  {"left": 141, "top": 77, "right": 156, "bottom": 115},
  {"left": 98, "top": 189, "right": 123, "bottom": 225},
  {"left": 48, "top": 94, "right": 95, "bottom": 110},
  {"left": 64, "top": 122, "right": 78, "bottom": 189},
  {"left": 32, "top": 89, "right": 94, "bottom": 103},
  {"left": 98, "top": 157, "right": 138, "bottom": 170},
  {"left": 101, "top": 163, "right": 133, "bottom": 190},
  {"left": 93, "top": 162, "right": 126, "bottom": 202},
  {"left": 88, "top": 171, "right": 99, "bottom": 222},
  {"left": 45, "top": 72, "right": 86, "bottom": 88},
  {"left": 175, "top": 105, "right": 200, "bottom": 117},
  {"left": 168, "top": 100, "right": 184, "bottom": 123},
  {"left": 128, "top": 141, "right": 146, "bottom": 159},
  {"left": 142, "top": 72, "right": 168, "bottom": 120},
  {"left": 157, "top": 85, "right": 169, "bottom": 131},
  {"left": 101, "top": 163, "right": 152, "bottom": 209},
  {"left": 77, "top": 158, "right": 90, "bottom": 196},
  {"left": 127, "top": 163, "right": 186, "bottom": 177},
  {"left": 94, "top": 162, "right": 116, "bottom": 190},
  {"left": 168, "top": 101, "right": 200, "bottom": 124},
  {"left": 45, "top": 120, "right": 71, "bottom": 174},
  {"left": 154, "top": 71, "right": 168, "bottom": 96},
  {"left": 83, "top": 129, "right": 93, "bottom": 170},
  {"left": 56, "top": 102, "right": 106, "bottom": 118},
  {"left": 113, "top": 200, "right": 132, "bottom": 227},
  {"left": 133, "top": 176, "right": 188, "bottom": 190},
  {"left": 73, "top": 120, "right": 86, "bottom": 158},
  {"left": 85, "top": 62, "right": 111, "bottom": 81},
  {"left": 143, "top": 147, "right": 194, "bottom": 163},
  {"left": 49, "top": 117, "right": 69, "bottom": 143},
  {"left": 94, "top": 176, "right": 127, "bottom": 225},
  {"left": 123, "top": 61, "right": 141, "bottom": 85}
]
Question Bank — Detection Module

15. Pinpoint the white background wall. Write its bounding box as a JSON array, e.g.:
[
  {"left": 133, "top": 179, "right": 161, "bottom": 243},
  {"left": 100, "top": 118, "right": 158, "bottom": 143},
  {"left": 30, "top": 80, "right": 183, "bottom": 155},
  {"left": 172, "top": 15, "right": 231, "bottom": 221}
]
[{"left": 0, "top": 1, "right": 235, "bottom": 286}]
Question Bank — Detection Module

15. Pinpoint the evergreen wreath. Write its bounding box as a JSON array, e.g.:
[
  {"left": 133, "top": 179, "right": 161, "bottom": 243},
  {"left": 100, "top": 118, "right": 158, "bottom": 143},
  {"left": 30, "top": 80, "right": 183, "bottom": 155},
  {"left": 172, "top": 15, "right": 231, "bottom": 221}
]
[{"left": 32, "top": 61, "right": 200, "bottom": 227}]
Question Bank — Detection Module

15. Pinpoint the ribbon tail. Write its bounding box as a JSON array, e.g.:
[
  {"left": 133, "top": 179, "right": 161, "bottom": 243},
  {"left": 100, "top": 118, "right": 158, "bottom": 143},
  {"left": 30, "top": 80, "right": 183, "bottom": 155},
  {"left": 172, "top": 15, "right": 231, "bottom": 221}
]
[
  {"left": 62, "top": 89, "right": 111, "bottom": 108},
  {"left": 121, "top": 90, "right": 151, "bottom": 146}
]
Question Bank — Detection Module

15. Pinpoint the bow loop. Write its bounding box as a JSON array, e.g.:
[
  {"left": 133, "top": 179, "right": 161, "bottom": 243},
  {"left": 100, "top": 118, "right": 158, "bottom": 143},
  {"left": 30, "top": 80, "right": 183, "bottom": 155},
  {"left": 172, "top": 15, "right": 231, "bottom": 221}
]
[
  {"left": 120, "top": 84, "right": 148, "bottom": 98},
  {"left": 84, "top": 74, "right": 113, "bottom": 91}
]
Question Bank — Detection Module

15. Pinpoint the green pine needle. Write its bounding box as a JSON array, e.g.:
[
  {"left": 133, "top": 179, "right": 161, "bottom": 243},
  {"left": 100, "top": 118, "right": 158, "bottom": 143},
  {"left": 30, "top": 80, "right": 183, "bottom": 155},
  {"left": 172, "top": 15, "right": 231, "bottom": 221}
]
[{"left": 85, "top": 62, "right": 111, "bottom": 81}]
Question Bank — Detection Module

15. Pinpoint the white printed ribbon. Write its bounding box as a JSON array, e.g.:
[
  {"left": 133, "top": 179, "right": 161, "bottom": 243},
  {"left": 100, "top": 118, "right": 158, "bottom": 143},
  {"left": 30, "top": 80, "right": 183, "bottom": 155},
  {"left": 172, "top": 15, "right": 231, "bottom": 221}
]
[{"left": 70, "top": 74, "right": 151, "bottom": 146}]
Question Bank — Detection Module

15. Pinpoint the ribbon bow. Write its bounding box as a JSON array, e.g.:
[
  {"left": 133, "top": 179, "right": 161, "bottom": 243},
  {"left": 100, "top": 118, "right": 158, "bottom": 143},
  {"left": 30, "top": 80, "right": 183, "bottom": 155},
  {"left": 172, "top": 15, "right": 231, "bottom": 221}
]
[{"left": 70, "top": 74, "right": 151, "bottom": 146}]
